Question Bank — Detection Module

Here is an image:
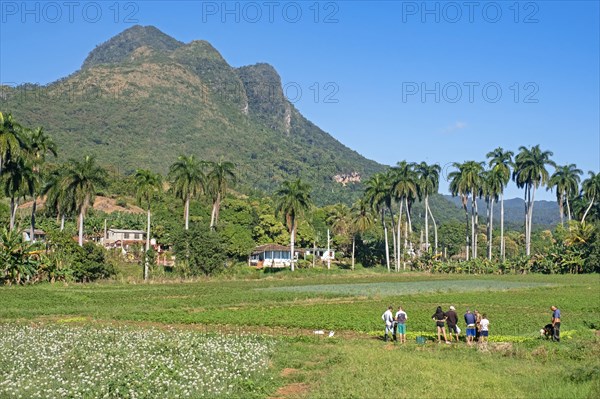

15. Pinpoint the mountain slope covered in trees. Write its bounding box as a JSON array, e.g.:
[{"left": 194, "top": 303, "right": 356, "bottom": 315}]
[{"left": 1, "top": 25, "right": 382, "bottom": 204}]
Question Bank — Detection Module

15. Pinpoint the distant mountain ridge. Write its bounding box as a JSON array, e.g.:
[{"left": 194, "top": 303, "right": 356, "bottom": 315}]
[
  {"left": 443, "top": 195, "right": 560, "bottom": 227},
  {"left": 1, "top": 25, "right": 383, "bottom": 204}
]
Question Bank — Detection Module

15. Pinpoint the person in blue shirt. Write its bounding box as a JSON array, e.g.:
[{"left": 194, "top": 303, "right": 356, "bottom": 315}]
[
  {"left": 551, "top": 306, "right": 561, "bottom": 342},
  {"left": 464, "top": 308, "right": 477, "bottom": 346}
]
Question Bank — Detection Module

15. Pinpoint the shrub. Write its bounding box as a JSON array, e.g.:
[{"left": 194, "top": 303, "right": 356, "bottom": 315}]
[
  {"left": 173, "top": 225, "right": 227, "bottom": 276},
  {"left": 46, "top": 230, "right": 115, "bottom": 282}
]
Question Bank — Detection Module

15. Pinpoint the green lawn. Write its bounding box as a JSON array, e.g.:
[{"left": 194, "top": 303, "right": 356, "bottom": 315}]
[{"left": 0, "top": 272, "right": 599, "bottom": 398}]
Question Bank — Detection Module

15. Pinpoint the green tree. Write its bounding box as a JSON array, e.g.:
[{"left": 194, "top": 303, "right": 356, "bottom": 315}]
[
  {"left": 28, "top": 127, "right": 57, "bottom": 240},
  {"left": 548, "top": 164, "right": 583, "bottom": 225},
  {"left": 449, "top": 161, "right": 483, "bottom": 259},
  {"left": 350, "top": 198, "right": 374, "bottom": 270},
  {"left": 364, "top": 172, "right": 392, "bottom": 271},
  {"left": 482, "top": 167, "right": 504, "bottom": 260},
  {"left": 275, "top": 179, "right": 312, "bottom": 271},
  {"left": 63, "top": 155, "right": 108, "bottom": 246},
  {"left": 390, "top": 161, "right": 418, "bottom": 270},
  {"left": 486, "top": 147, "right": 513, "bottom": 261},
  {"left": 581, "top": 171, "right": 600, "bottom": 223},
  {"left": 207, "top": 160, "right": 236, "bottom": 230},
  {"left": 3, "top": 156, "right": 35, "bottom": 231},
  {"left": 42, "top": 168, "right": 75, "bottom": 231},
  {"left": 134, "top": 169, "right": 163, "bottom": 280},
  {"left": 513, "top": 145, "right": 555, "bottom": 256},
  {"left": 169, "top": 155, "right": 206, "bottom": 230},
  {"left": 0, "top": 227, "right": 39, "bottom": 285},
  {"left": 0, "top": 112, "right": 27, "bottom": 175},
  {"left": 173, "top": 224, "right": 227, "bottom": 276},
  {"left": 415, "top": 162, "right": 441, "bottom": 254}
]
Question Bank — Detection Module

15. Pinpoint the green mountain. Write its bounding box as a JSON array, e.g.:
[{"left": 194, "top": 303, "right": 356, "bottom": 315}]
[{"left": 1, "top": 25, "right": 383, "bottom": 204}]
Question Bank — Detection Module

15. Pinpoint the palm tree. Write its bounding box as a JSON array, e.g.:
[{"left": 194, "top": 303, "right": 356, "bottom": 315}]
[
  {"left": 548, "top": 164, "right": 583, "bottom": 225},
  {"left": 513, "top": 145, "right": 555, "bottom": 256},
  {"left": 581, "top": 171, "right": 600, "bottom": 223},
  {"left": 134, "top": 169, "right": 163, "bottom": 280},
  {"left": 390, "top": 161, "right": 418, "bottom": 270},
  {"left": 42, "top": 168, "right": 75, "bottom": 231},
  {"left": 169, "top": 155, "right": 206, "bottom": 230},
  {"left": 275, "top": 179, "right": 312, "bottom": 271},
  {"left": 327, "top": 203, "right": 352, "bottom": 268},
  {"left": 487, "top": 147, "right": 513, "bottom": 261},
  {"left": 449, "top": 161, "right": 484, "bottom": 259},
  {"left": 0, "top": 112, "right": 28, "bottom": 174},
  {"left": 62, "top": 156, "right": 107, "bottom": 246},
  {"left": 482, "top": 168, "right": 504, "bottom": 260},
  {"left": 3, "top": 156, "right": 35, "bottom": 231},
  {"left": 207, "top": 160, "right": 236, "bottom": 230},
  {"left": 415, "top": 162, "right": 441, "bottom": 255},
  {"left": 350, "top": 198, "right": 374, "bottom": 270},
  {"left": 364, "top": 173, "right": 392, "bottom": 271},
  {"left": 28, "top": 127, "right": 57, "bottom": 240}
]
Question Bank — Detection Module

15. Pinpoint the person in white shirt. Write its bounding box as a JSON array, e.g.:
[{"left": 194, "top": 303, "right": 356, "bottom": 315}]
[
  {"left": 479, "top": 314, "right": 490, "bottom": 348},
  {"left": 382, "top": 305, "right": 394, "bottom": 342}
]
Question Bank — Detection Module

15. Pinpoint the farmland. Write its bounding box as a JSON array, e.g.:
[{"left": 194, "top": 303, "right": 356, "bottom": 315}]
[{"left": 1, "top": 272, "right": 599, "bottom": 398}]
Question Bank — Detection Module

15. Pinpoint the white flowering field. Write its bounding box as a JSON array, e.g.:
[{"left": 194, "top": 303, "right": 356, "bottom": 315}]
[{"left": 0, "top": 324, "right": 276, "bottom": 398}]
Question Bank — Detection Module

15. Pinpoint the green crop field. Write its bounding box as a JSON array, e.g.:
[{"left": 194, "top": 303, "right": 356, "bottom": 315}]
[{"left": 1, "top": 272, "right": 599, "bottom": 398}]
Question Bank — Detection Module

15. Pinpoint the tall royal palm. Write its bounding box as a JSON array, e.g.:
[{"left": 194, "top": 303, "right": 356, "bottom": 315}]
[
  {"left": 3, "top": 156, "right": 35, "bottom": 231},
  {"left": 63, "top": 156, "right": 107, "bottom": 246},
  {"left": 548, "top": 164, "right": 583, "bottom": 225},
  {"left": 169, "top": 155, "right": 206, "bottom": 230},
  {"left": 364, "top": 173, "right": 392, "bottom": 271},
  {"left": 390, "top": 161, "right": 418, "bottom": 270},
  {"left": 482, "top": 168, "right": 504, "bottom": 260},
  {"left": 134, "top": 169, "right": 163, "bottom": 280},
  {"left": 0, "top": 112, "right": 28, "bottom": 174},
  {"left": 207, "top": 160, "right": 236, "bottom": 230},
  {"left": 486, "top": 147, "right": 513, "bottom": 261},
  {"left": 350, "top": 198, "right": 374, "bottom": 271},
  {"left": 449, "top": 161, "right": 483, "bottom": 259},
  {"left": 275, "top": 179, "right": 312, "bottom": 272},
  {"left": 42, "top": 168, "right": 75, "bottom": 231},
  {"left": 581, "top": 171, "right": 600, "bottom": 223},
  {"left": 513, "top": 145, "right": 555, "bottom": 256},
  {"left": 28, "top": 127, "right": 57, "bottom": 240},
  {"left": 415, "top": 162, "right": 441, "bottom": 255}
]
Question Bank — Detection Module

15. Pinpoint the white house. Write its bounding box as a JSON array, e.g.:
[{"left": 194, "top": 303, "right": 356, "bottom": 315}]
[
  {"left": 101, "top": 229, "right": 146, "bottom": 248},
  {"left": 249, "top": 244, "right": 301, "bottom": 268}
]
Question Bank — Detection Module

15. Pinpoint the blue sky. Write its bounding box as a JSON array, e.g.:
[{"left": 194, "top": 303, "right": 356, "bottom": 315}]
[{"left": 1, "top": 1, "right": 599, "bottom": 200}]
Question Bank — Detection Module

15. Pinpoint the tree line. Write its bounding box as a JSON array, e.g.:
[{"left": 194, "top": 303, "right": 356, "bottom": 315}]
[{"left": 2, "top": 112, "right": 599, "bottom": 283}]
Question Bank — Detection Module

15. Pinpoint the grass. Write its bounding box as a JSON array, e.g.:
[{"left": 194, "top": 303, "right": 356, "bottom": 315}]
[{"left": 0, "top": 272, "right": 599, "bottom": 398}]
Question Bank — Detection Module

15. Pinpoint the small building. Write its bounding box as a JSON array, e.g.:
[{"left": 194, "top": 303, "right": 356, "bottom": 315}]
[
  {"left": 249, "top": 244, "right": 300, "bottom": 268},
  {"left": 101, "top": 229, "right": 146, "bottom": 249},
  {"left": 22, "top": 229, "right": 46, "bottom": 243},
  {"left": 305, "top": 248, "right": 335, "bottom": 262},
  {"left": 249, "top": 244, "right": 336, "bottom": 268}
]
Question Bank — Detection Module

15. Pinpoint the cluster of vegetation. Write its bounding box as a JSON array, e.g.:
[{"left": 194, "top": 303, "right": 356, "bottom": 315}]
[{"left": 1, "top": 112, "right": 599, "bottom": 285}]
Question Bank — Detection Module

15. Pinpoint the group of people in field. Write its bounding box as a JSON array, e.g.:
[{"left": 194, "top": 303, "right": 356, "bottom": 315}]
[
  {"left": 382, "top": 305, "right": 490, "bottom": 346},
  {"left": 382, "top": 305, "right": 561, "bottom": 345}
]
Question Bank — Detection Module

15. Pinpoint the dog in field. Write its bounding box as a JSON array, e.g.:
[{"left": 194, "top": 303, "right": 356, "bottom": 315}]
[{"left": 540, "top": 324, "right": 554, "bottom": 339}]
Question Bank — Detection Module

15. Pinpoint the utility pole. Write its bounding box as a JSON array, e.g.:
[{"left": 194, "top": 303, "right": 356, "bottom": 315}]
[{"left": 327, "top": 229, "right": 331, "bottom": 270}]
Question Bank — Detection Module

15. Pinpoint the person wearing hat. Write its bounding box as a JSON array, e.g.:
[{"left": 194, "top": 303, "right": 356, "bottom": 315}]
[{"left": 446, "top": 305, "right": 459, "bottom": 342}]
